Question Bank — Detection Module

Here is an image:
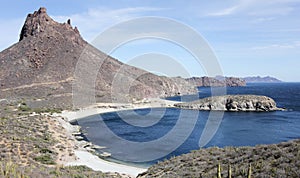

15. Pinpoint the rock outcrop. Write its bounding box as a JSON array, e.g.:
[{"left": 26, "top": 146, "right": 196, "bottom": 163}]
[
  {"left": 186, "top": 76, "right": 246, "bottom": 87},
  {"left": 174, "top": 95, "right": 283, "bottom": 111},
  {"left": 19, "top": 7, "right": 82, "bottom": 44}
]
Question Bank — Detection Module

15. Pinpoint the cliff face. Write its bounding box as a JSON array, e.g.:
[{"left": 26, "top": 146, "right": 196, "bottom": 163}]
[{"left": 0, "top": 7, "right": 196, "bottom": 107}]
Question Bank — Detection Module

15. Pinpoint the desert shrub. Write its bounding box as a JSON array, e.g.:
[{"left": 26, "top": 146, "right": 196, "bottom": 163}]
[
  {"left": 18, "top": 104, "right": 31, "bottom": 112},
  {"left": 34, "top": 155, "right": 55, "bottom": 165}
]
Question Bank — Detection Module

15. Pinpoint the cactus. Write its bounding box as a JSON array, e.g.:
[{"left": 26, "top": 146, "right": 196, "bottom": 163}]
[
  {"left": 216, "top": 163, "right": 252, "bottom": 178},
  {"left": 247, "top": 163, "right": 252, "bottom": 178},
  {"left": 218, "top": 162, "right": 222, "bottom": 178},
  {"left": 228, "top": 164, "right": 232, "bottom": 178}
]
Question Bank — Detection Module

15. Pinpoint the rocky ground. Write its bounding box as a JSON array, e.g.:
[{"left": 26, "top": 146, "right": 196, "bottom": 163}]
[
  {"left": 138, "top": 139, "right": 300, "bottom": 177},
  {"left": 0, "top": 100, "right": 127, "bottom": 177}
]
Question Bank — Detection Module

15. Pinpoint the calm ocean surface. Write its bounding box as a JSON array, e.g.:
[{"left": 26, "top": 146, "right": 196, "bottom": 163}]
[{"left": 75, "top": 83, "right": 300, "bottom": 166}]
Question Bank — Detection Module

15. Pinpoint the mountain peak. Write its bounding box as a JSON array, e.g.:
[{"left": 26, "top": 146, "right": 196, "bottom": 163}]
[
  {"left": 0, "top": 7, "right": 197, "bottom": 106},
  {"left": 19, "top": 7, "right": 51, "bottom": 41},
  {"left": 19, "top": 7, "right": 81, "bottom": 42},
  {"left": 38, "top": 7, "right": 47, "bottom": 13}
]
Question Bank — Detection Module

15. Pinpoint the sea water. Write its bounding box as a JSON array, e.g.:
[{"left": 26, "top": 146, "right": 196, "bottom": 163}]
[{"left": 75, "top": 83, "right": 300, "bottom": 166}]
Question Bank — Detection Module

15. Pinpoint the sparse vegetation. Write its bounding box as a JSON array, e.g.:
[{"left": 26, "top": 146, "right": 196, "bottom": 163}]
[
  {"left": 0, "top": 160, "right": 122, "bottom": 178},
  {"left": 4, "top": 100, "right": 299, "bottom": 178},
  {"left": 32, "top": 107, "right": 62, "bottom": 114},
  {"left": 34, "top": 155, "right": 55, "bottom": 165},
  {"left": 0, "top": 102, "right": 125, "bottom": 178},
  {"left": 138, "top": 140, "right": 300, "bottom": 177},
  {"left": 17, "top": 101, "right": 63, "bottom": 115}
]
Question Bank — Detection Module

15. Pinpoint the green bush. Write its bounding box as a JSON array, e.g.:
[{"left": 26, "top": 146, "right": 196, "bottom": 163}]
[
  {"left": 39, "top": 148, "right": 53, "bottom": 154},
  {"left": 33, "top": 108, "right": 62, "bottom": 114},
  {"left": 18, "top": 105, "right": 31, "bottom": 112},
  {"left": 34, "top": 155, "right": 55, "bottom": 165}
]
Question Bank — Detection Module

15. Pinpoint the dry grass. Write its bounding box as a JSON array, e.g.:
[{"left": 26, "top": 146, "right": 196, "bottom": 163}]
[
  {"left": 0, "top": 101, "right": 125, "bottom": 178},
  {"left": 0, "top": 160, "right": 125, "bottom": 178},
  {"left": 139, "top": 140, "right": 300, "bottom": 177}
]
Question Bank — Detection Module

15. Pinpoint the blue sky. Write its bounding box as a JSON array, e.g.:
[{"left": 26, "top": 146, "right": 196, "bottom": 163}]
[{"left": 1, "top": 0, "right": 300, "bottom": 81}]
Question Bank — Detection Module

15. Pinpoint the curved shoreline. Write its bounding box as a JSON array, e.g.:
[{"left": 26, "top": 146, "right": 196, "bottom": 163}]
[
  {"left": 58, "top": 97, "right": 290, "bottom": 177},
  {"left": 61, "top": 98, "right": 180, "bottom": 122},
  {"left": 58, "top": 98, "right": 180, "bottom": 177}
]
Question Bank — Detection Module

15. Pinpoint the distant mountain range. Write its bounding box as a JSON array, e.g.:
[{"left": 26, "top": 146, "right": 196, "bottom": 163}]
[
  {"left": 243, "top": 76, "right": 283, "bottom": 83},
  {"left": 186, "top": 76, "right": 246, "bottom": 87}
]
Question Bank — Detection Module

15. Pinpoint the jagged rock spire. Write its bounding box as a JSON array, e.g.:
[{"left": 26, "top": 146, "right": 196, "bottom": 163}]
[
  {"left": 19, "top": 7, "right": 81, "bottom": 42},
  {"left": 19, "top": 7, "right": 51, "bottom": 41}
]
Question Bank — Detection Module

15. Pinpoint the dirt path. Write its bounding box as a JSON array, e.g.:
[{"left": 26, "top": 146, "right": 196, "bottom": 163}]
[{"left": 1, "top": 77, "right": 74, "bottom": 91}]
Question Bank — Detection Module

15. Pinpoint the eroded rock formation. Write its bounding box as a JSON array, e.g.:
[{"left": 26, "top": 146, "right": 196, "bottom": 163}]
[{"left": 174, "top": 95, "right": 283, "bottom": 111}]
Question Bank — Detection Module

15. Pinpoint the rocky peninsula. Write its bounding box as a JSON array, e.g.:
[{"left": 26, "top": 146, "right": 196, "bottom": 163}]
[{"left": 174, "top": 95, "right": 283, "bottom": 111}]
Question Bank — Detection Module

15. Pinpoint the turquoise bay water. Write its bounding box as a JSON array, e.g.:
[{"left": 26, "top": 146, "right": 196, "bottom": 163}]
[{"left": 75, "top": 83, "right": 300, "bottom": 166}]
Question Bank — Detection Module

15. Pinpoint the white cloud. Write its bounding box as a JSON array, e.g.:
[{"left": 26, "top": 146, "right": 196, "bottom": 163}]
[
  {"left": 251, "top": 17, "right": 275, "bottom": 23},
  {"left": 0, "top": 7, "right": 165, "bottom": 51},
  {"left": 251, "top": 41, "right": 300, "bottom": 50},
  {"left": 206, "top": 0, "right": 298, "bottom": 17},
  {"left": 207, "top": 5, "right": 240, "bottom": 16},
  {"left": 206, "top": 0, "right": 253, "bottom": 17},
  {"left": 248, "top": 7, "right": 294, "bottom": 16},
  {"left": 52, "top": 7, "right": 165, "bottom": 42}
]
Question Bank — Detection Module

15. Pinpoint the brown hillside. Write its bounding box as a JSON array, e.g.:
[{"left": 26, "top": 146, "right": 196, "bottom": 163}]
[{"left": 0, "top": 7, "right": 196, "bottom": 108}]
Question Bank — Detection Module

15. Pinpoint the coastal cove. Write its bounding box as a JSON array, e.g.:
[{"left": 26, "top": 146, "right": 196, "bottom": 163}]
[
  {"left": 72, "top": 83, "right": 300, "bottom": 168},
  {"left": 1, "top": 4, "right": 299, "bottom": 177}
]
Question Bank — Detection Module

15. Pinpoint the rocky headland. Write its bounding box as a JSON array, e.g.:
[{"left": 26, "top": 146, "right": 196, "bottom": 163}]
[{"left": 174, "top": 95, "right": 283, "bottom": 111}]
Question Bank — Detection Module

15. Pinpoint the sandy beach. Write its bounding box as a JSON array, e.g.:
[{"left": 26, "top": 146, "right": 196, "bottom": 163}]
[
  {"left": 58, "top": 98, "right": 180, "bottom": 177},
  {"left": 61, "top": 98, "right": 180, "bottom": 122}
]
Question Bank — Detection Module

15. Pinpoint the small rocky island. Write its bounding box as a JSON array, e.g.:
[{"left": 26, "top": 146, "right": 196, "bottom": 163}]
[{"left": 174, "top": 95, "right": 283, "bottom": 111}]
